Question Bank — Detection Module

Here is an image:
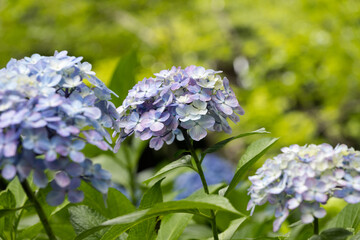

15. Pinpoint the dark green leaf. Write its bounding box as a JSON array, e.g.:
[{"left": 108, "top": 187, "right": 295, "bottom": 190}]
[
  {"left": 75, "top": 194, "right": 241, "bottom": 240},
  {"left": 108, "top": 50, "right": 138, "bottom": 106},
  {"left": 143, "top": 155, "right": 193, "bottom": 185},
  {"left": 319, "top": 228, "right": 352, "bottom": 240},
  {"left": 127, "top": 179, "right": 164, "bottom": 240},
  {"left": 225, "top": 137, "right": 279, "bottom": 196},
  {"left": 201, "top": 128, "right": 269, "bottom": 158}
]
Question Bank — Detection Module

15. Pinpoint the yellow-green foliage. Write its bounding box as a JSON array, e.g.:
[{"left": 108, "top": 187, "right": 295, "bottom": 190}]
[{"left": 1, "top": 0, "right": 359, "bottom": 155}]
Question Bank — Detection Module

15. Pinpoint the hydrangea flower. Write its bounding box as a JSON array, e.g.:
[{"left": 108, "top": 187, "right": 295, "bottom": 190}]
[
  {"left": 174, "top": 153, "right": 234, "bottom": 199},
  {"left": 247, "top": 144, "right": 360, "bottom": 231},
  {"left": 114, "top": 66, "right": 244, "bottom": 150},
  {"left": 0, "top": 51, "right": 118, "bottom": 206}
]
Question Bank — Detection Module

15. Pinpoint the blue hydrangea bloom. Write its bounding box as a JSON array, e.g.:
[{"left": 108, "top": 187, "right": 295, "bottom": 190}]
[
  {"left": 247, "top": 144, "right": 360, "bottom": 231},
  {"left": 174, "top": 153, "right": 234, "bottom": 200},
  {"left": 0, "top": 51, "right": 118, "bottom": 206},
  {"left": 114, "top": 66, "right": 244, "bottom": 150}
]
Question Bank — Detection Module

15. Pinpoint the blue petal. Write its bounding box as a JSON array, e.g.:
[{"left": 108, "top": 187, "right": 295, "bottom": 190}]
[{"left": 46, "top": 190, "right": 65, "bottom": 206}]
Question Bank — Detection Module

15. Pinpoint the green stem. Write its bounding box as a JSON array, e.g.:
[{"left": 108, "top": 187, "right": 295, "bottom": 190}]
[
  {"left": 19, "top": 178, "right": 56, "bottom": 240},
  {"left": 314, "top": 217, "right": 319, "bottom": 235},
  {"left": 183, "top": 130, "right": 219, "bottom": 240},
  {"left": 124, "top": 147, "right": 137, "bottom": 205}
]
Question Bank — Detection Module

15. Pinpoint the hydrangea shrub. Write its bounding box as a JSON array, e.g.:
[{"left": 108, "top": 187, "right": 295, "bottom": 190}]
[
  {"left": 247, "top": 143, "right": 360, "bottom": 231},
  {"left": 114, "top": 66, "right": 244, "bottom": 150},
  {"left": 0, "top": 51, "right": 118, "bottom": 205}
]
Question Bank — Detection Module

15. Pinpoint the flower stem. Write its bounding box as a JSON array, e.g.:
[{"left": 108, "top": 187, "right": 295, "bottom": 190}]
[
  {"left": 19, "top": 178, "right": 56, "bottom": 240},
  {"left": 314, "top": 217, "right": 319, "bottom": 235},
  {"left": 183, "top": 131, "right": 219, "bottom": 240}
]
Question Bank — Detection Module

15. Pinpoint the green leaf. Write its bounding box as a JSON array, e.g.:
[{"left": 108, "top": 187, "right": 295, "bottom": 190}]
[
  {"left": 206, "top": 217, "right": 247, "bottom": 240},
  {"left": 0, "top": 189, "right": 16, "bottom": 210},
  {"left": 17, "top": 223, "right": 43, "bottom": 240},
  {"left": 0, "top": 205, "right": 27, "bottom": 218},
  {"left": 327, "top": 202, "right": 360, "bottom": 230},
  {"left": 201, "top": 128, "right": 269, "bottom": 158},
  {"left": 108, "top": 50, "right": 138, "bottom": 106},
  {"left": 127, "top": 179, "right": 164, "bottom": 240},
  {"left": 138, "top": 179, "right": 164, "bottom": 209},
  {"left": 319, "top": 228, "right": 353, "bottom": 240},
  {"left": 75, "top": 194, "right": 241, "bottom": 240},
  {"left": 80, "top": 183, "right": 135, "bottom": 219},
  {"left": 225, "top": 137, "right": 279, "bottom": 196},
  {"left": 100, "top": 226, "right": 129, "bottom": 240},
  {"left": 69, "top": 205, "right": 109, "bottom": 240},
  {"left": 7, "top": 178, "right": 27, "bottom": 208},
  {"left": 157, "top": 213, "right": 193, "bottom": 240},
  {"left": 143, "top": 155, "right": 193, "bottom": 185},
  {"left": 351, "top": 231, "right": 360, "bottom": 240},
  {"left": 106, "top": 188, "right": 136, "bottom": 218}
]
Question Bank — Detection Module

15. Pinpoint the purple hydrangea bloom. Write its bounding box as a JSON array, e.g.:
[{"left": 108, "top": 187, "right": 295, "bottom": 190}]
[
  {"left": 174, "top": 153, "right": 234, "bottom": 200},
  {"left": 247, "top": 143, "right": 360, "bottom": 231},
  {"left": 0, "top": 51, "right": 117, "bottom": 205},
  {"left": 114, "top": 66, "right": 244, "bottom": 151}
]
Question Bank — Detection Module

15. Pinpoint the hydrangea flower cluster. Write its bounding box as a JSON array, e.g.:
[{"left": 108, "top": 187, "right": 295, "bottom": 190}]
[
  {"left": 115, "top": 66, "right": 244, "bottom": 150},
  {"left": 0, "top": 51, "right": 118, "bottom": 205},
  {"left": 247, "top": 144, "right": 360, "bottom": 231},
  {"left": 174, "top": 153, "right": 234, "bottom": 199}
]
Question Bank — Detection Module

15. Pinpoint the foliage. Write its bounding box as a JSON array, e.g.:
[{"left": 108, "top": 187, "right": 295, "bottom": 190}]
[{"left": 0, "top": 0, "right": 360, "bottom": 239}]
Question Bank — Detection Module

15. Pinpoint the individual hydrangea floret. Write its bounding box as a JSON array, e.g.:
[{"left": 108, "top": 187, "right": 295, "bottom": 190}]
[
  {"left": 174, "top": 153, "right": 234, "bottom": 199},
  {"left": 247, "top": 143, "right": 360, "bottom": 231},
  {"left": 0, "top": 51, "right": 118, "bottom": 205},
  {"left": 114, "top": 66, "right": 244, "bottom": 150}
]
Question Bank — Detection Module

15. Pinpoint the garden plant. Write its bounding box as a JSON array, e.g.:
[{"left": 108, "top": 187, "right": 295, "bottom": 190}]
[{"left": 0, "top": 49, "right": 360, "bottom": 240}]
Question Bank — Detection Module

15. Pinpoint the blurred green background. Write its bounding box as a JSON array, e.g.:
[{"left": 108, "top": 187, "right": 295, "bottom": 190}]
[{"left": 1, "top": 0, "right": 360, "bottom": 159}]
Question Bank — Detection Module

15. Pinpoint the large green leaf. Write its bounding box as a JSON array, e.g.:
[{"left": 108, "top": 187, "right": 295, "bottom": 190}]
[
  {"left": 318, "top": 228, "right": 352, "bottom": 240},
  {"left": 201, "top": 128, "right": 269, "bottom": 159},
  {"left": 143, "top": 155, "right": 193, "bottom": 185},
  {"left": 127, "top": 179, "right": 164, "bottom": 240},
  {"left": 108, "top": 50, "right": 138, "bottom": 106},
  {"left": 157, "top": 213, "right": 193, "bottom": 240},
  {"left": 75, "top": 194, "right": 241, "bottom": 240},
  {"left": 326, "top": 202, "right": 360, "bottom": 230},
  {"left": 225, "top": 137, "right": 279, "bottom": 196}
]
